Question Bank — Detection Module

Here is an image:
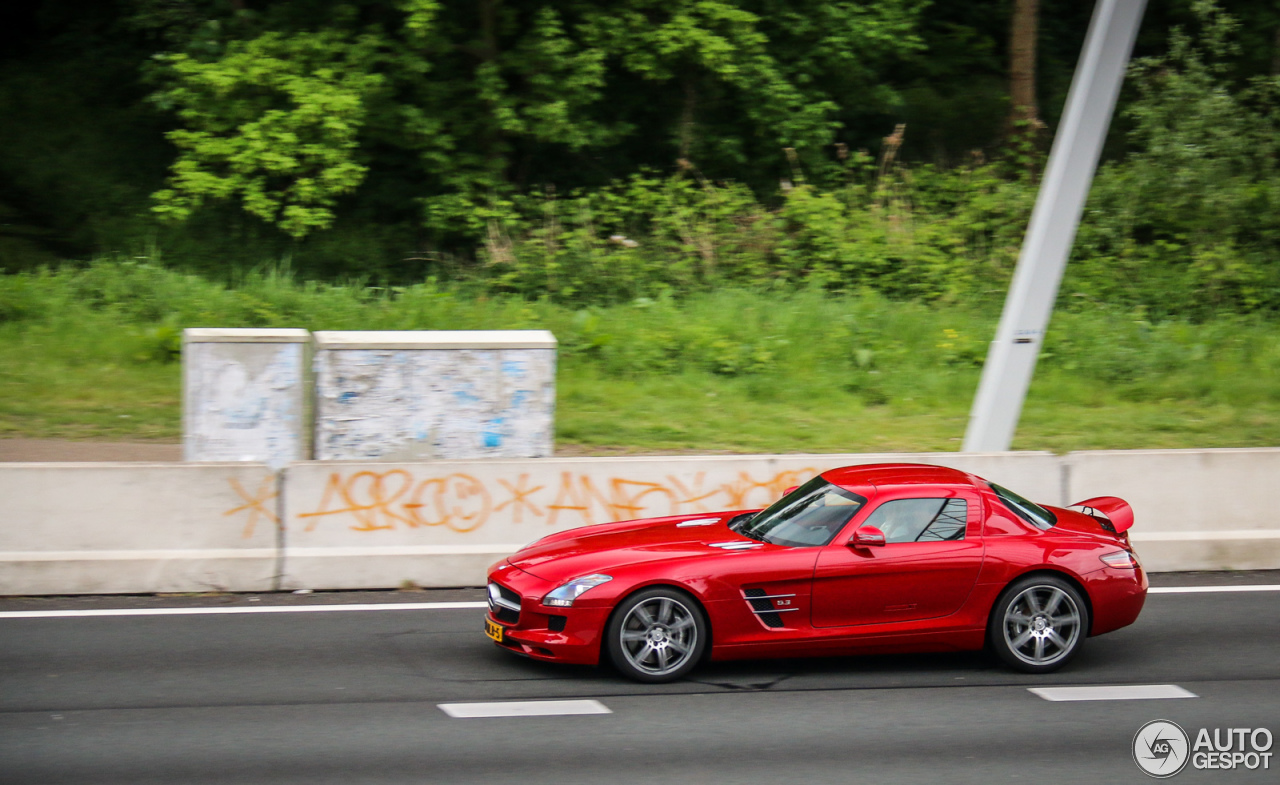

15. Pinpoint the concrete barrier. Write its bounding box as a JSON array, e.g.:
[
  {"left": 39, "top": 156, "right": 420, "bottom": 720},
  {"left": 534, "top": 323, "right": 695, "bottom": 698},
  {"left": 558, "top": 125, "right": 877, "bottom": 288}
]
[
  {"left": 0, "top": 463, "right": 279, "bottom": 594},
  {"left": 1067, "top": 448, "right": 1280, "bottom": 572},
  {"left": 2, "top": 449, "right": 1277, "bottom": 595},
  {"left": 278, "top": 452, "right": 1061, "bottom": 590}
]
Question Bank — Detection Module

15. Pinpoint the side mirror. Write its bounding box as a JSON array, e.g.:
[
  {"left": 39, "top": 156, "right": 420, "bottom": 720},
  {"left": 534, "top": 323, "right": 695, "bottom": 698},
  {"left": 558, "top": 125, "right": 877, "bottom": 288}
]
[
  {"left": 851, "top": 526, "right": 886, "bottom": 548},
  {"left": 783, "top": 486, "right": 799, "bottom": 496}
]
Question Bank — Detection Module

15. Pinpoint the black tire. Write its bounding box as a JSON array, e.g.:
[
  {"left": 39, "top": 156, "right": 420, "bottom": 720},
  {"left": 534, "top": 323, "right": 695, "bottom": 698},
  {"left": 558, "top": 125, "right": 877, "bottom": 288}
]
[
  {"left": 988, "top": 574, "right": 1090, "bottom": 674},
  {"left": 606, "top": 587, "right": 708, "bottom": 683}
]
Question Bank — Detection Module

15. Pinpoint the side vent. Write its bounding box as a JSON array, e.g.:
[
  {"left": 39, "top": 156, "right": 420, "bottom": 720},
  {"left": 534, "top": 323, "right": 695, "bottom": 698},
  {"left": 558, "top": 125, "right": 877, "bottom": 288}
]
[{"left": 743, "top": 587, "right": 797, "bottom": 629}]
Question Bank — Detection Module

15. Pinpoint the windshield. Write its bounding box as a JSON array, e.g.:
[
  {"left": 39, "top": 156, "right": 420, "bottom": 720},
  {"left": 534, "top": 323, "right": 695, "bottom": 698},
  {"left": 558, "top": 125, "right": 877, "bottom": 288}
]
[
  {"left": 989, "top": 482, "right": 1056, "bottom": 529},
  {"left": 735, "top": 476, "right": 866, "bottom": 547}
]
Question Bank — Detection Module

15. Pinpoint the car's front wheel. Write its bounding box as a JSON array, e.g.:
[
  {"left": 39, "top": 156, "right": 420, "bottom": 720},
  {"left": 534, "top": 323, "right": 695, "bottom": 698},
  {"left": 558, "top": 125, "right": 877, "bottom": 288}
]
[
  {"left": 989, "top": 574, "right": 1089, "bottom": 673},
  {"left": 606, "top": 588, "right": 707, "bottom": 683}
]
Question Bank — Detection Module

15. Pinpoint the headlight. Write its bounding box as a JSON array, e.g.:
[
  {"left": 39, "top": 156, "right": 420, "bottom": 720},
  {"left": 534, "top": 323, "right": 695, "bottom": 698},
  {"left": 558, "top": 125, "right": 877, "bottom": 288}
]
[{"left": 542, "top": 574, "right": 613, "bottom": 607}]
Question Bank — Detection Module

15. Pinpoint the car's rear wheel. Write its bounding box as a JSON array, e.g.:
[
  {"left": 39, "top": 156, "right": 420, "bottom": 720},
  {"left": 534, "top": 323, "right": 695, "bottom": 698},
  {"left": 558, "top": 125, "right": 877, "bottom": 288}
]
[
  {"left": 989, "top": 575, "right": 1089, "bottom": 673},
  {"left": 606, "top": 588, "right": 707, "bottom": 683}
]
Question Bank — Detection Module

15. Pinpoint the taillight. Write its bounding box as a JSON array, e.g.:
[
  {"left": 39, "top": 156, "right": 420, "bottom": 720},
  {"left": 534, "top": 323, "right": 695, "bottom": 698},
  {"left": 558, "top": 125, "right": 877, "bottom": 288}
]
[{"left": 1100, "top": 550, "right": 1138, "bottom": 569}]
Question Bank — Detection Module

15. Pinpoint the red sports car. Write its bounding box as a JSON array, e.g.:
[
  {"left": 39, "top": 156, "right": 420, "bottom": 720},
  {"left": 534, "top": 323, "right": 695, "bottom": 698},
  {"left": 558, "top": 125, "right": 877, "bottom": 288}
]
[{"left": 484, "top": 463, "right": 1146, "bottom": 682}]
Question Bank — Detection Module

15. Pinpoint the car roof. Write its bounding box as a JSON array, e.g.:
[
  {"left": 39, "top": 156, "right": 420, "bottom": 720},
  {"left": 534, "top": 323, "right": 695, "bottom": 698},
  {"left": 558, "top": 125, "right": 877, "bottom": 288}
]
[{"left": 820, "top": 463, "right": 980, "bottom": 496}]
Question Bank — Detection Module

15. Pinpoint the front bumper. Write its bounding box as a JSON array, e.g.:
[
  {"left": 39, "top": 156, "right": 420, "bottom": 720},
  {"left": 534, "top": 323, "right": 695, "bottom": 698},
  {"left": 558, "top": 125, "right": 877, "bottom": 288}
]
[{"left": 486, "top": 564, "right": 610, "bottom": 666}]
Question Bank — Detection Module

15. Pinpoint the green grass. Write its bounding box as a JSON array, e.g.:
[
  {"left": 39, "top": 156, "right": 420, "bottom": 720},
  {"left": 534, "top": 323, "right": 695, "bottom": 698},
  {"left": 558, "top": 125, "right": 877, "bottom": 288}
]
[
  {"left": 0, "top": 311, "right": 177, "bottom": 440},
  {"left": 553, "top": 368, "right": 1280, "bottom": 454},
  {"left": 3, "top": 260, "right": 1280, "bottom": 453}
]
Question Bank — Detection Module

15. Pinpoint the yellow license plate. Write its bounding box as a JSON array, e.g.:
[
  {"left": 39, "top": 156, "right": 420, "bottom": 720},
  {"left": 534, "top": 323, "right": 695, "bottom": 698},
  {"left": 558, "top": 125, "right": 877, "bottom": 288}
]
[{"left": 485, "top": 618, "right": 505, "bottom": 643}]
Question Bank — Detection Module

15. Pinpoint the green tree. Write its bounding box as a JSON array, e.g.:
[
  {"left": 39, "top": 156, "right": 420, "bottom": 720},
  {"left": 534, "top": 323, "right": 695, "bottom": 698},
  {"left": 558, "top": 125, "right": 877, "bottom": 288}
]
[
  {"left": 1072, "top": 0, "right": 1280, "bottom": 316},
  {"left": 151, "top": 28, "right": 385, "bottom": 237},
  {"left": 145, "top": 0, "right": 927, "bottom": 240}
]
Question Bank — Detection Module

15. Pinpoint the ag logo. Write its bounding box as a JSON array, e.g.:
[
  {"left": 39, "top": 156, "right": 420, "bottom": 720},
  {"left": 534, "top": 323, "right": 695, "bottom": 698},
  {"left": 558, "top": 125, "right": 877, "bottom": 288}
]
[{"left": 1134, "top": 720, "right": 1190, "bottom": 778}]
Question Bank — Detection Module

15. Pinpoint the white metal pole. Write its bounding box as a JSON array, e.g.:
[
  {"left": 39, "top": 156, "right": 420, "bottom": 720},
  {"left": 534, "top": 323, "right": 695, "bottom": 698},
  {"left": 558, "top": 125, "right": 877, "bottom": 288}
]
[{"left": 962, "top": 0, "right": 1148, "bottom": 452}]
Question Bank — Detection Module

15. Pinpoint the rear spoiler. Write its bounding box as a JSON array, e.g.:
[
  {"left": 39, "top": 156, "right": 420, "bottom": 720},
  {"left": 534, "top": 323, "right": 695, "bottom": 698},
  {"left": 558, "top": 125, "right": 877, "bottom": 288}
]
[{"left": 1071, "top": 496, "right": 1134, "bottom": 534}]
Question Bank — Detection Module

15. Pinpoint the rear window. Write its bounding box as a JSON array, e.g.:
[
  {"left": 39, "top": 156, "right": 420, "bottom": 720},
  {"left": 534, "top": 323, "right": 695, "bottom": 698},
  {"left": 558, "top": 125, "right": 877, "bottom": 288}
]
[{"left": 989, "top": 483, "right": 1056, "bottom": 530}]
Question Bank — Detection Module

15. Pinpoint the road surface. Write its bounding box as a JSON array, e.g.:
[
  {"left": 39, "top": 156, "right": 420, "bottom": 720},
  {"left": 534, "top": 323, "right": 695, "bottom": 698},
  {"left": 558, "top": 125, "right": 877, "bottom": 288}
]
[{"left": 2, "top": 572, "right": 1277, "bottom": 784}]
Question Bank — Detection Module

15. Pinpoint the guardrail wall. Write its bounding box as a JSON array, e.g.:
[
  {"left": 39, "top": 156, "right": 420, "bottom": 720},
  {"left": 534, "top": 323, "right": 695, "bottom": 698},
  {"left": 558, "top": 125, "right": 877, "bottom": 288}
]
[
  {"left": 1066, "top": 448, "right": 1280, "bottom": 572},
  {"left": 1, "top": 449, "right": 1276, "bottom": 594},
  {"left": 0, "top": 463, "right": 279, "bottom": 594}
]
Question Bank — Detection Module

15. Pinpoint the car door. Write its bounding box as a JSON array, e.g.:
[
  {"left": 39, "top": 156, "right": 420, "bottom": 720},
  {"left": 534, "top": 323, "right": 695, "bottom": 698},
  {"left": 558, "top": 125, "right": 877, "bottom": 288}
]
[{"left": 810, "top": 490, "right": 985, "bottom": 628}]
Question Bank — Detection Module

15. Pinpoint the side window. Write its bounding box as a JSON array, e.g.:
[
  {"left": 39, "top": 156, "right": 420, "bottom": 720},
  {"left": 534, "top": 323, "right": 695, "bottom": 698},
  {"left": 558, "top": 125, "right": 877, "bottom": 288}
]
[{"left": 859, "top": 498, "right": 968, "bottom": 544}]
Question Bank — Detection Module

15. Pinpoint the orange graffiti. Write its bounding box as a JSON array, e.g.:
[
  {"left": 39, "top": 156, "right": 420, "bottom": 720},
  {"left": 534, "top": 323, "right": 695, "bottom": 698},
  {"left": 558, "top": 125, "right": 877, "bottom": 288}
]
[
  {"left": 493, "top": 474, "right": 546, "bottom": 524},
  {"left": 663, "top": 472, "right": 721, "bottom": 512},
  {"left": 294, "top": 466, "right": 821, "bottom": 534},
  {"left": 405, "top": 473, "right": 492, "bottom": 532},
  {"left": 300, "top": 470, "right": 414, "bottom": 531},
  {"left": 547, "top": 472, "right": 617, "bottom": 526},
  {"left": 720, "top": 469, "right": 813, "bottom": 509},
  {"left": 298, "top": 470, "right": 492, "bottom": 533},
  {"left": 606, "top": 478, "right": 678, "bottom": 520},
  {"left": 223, "top": 475, "right": 280, "bottom": 539}
]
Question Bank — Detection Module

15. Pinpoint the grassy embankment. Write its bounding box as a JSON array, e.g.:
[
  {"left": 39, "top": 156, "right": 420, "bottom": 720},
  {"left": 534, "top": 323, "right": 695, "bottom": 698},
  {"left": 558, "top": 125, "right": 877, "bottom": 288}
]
[{"left": 2, "top": 261, "right": 1279, "bottom": 453}]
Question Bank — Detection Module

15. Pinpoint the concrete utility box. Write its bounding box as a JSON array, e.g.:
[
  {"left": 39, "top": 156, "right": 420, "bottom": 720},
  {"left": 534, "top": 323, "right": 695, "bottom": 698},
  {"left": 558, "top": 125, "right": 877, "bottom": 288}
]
[
  {"left": 312, "top": 330, "right": 557, "bottom": 461},
  {"left": 183, "top": 328, "right": 311, "bottom": 468}
]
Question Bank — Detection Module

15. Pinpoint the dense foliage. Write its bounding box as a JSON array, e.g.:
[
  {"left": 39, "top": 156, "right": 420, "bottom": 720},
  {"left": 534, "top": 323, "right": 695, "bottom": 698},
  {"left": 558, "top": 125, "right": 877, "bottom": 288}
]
[{"left": 1, "top": 1, "right": 1278, "bottom": 318}]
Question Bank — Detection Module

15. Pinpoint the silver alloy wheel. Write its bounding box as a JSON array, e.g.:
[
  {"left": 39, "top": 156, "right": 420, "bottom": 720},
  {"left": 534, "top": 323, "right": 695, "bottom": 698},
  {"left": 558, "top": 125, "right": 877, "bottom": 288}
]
[
  {"left": 1002, "top": 584, "right": 1083, "bottom": 667},
  {"left": 618, "top": 596, "right": 699, "bottom": 678}
]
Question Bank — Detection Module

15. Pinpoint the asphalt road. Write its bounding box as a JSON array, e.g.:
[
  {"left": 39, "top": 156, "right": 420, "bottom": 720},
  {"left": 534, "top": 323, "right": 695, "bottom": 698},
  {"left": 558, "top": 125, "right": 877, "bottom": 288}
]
[{"left": 2, "top": 573, "right": 1278, "bottom": 785}]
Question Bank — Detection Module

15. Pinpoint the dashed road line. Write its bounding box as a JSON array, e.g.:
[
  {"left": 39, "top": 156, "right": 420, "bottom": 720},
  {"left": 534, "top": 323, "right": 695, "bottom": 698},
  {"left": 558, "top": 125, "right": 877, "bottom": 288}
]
[
  {"left": 1029, "top": 685, "right": 1198, "bottom": 702},
  {"left": 438, "top": 699, "right": 612, "bottom": 718}
]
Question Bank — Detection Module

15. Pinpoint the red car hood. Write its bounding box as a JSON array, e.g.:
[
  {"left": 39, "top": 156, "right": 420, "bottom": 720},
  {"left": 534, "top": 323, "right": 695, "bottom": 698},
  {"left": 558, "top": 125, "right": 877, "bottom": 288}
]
[{"left": 507, "top": 511, "right": 755, "bottom": 582}]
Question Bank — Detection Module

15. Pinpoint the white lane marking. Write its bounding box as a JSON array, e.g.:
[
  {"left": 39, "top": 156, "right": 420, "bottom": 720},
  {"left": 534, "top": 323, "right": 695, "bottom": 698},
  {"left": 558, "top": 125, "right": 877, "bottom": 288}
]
[
  {"left": 1029, "top": 685, "right": 1198, "bottom": 702},
  {"left": 1149, "top": 585, "right": 1280, "bottom": 594},
  {"left": 0, "top": 602, "right": 487, "bottom": 619},
  {"left": 0, "top": 584, "right": 1276, "bottom": 620},
  {"left": 439, "top": 700, "right": 611, "bottom": 719}
]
